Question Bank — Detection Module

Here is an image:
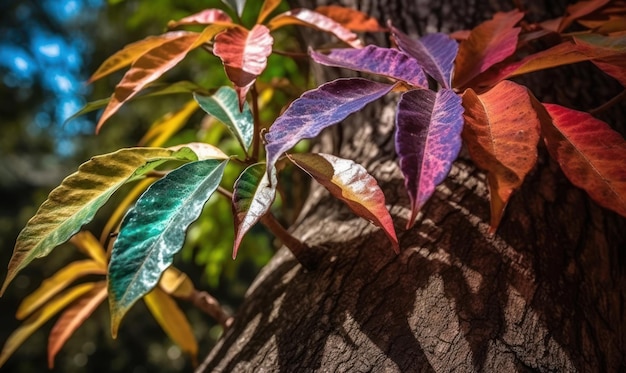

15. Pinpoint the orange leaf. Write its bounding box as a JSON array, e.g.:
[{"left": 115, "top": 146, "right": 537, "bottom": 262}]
[
  {"left": 167, "top": 9, "right": 232, "bottom": 29},
  {"left": 462, "top": 81, "right": 540, "bottom": 234},
  {"left": 69, "top": 231, "right": 107, "bottom": 266},
  {"left": 257, "top": 0, "right": 282, "bottom": 24},
  {"left": 453, "top": 10, "right": 524, "bottom": 88},
  {"left": 314, "top": 5, "right": 385, "bottom": 32},
  {"left": 96, "top": 25, "right": 225, "bottom": 133},
  {"left": 575, "top": 34, "right": 626, "bottom": 86},
  {"left": 47, "top": 282, "right": 107, "bottom": 368},
  {"left": 558, "top": 0, "right": 610, "bottom": 32},
  {"left": 542, "top": 104, "right": 626, "bottom": 217},
  {"left": 213, "top": 25, "right": 273, "bottom": 108}
]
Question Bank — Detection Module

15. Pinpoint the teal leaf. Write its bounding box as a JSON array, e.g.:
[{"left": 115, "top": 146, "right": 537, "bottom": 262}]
[
  {"left": 232, "top": 163, "right": 277, "bottom": 259},
  {"left": 194, "top": 87, "right": 254, "bottom": 152},
  {"left": 108, "top": 159, "right": 228, "bottom": 336}
]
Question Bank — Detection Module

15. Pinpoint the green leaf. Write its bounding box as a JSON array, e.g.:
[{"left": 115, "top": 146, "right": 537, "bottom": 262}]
[
  {"left": 194, "top": 87, "right": 254, "bottom": 152},
  {"left": 232, "top": 163, "right": 277, "bottom": 258},
  {"left": 108, "top": 159, "right": 228, "bottom": 337},
  {"left": 1, "top": 147, "right": 198, "bottom": 296}
]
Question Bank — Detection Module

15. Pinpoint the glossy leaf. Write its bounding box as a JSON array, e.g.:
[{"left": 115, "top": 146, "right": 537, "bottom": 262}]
[
  {"left": 265, "top": 78, "right": 394, "bottom": 174},
  {"left": 16, "top": 260, "right": 105, "bottom": 320},
  {"left": 167, "top": 9, "right": 232, "bottom": 28},
  {"left": 268, "top": 9, "right": 362, "bottom": 48},
  {"left": 558, "top": 0, "right": 610, "bottom": 32},
  {"left": 97, "top": 25, "right": 224, "bottom": 132},
  {"left": 1, "top": 147, "right": 197, "bottom": 296},
  {"left": 159, "top": 267, "right": 195, "bottom": 299},
  {"left": 47, "top": 282, "right": 107, "bottom": 369},
  {"left": 144, "top": 287, "right": 198, "bottom": 362},
  {"left": 257, "top": 0, "right": 282, "bottom": 24},
  {"left": 213, "top": 25, "right": 274, "bottom": 108},
  {"left": 542, "top": 104, "right": 626, "bottom": 217},
  {"left": 310, "top": 46, "right": 428, "bottom": 88},
  {"left": 139, "top": 100, "right": 199, "bottom": 147},
  {"left": 314, "top": 5, "right": 385, "bottom": 32},
  {"left": 232, "top": 163, "right": 277, "bottom": 258},
  {"left": 395, "top": 89, "right": 464, "bottom": 228},
  {"left": 88, "top": 31, "right": 193, "bottom": 83},
  {"left": 70, "top": 231, "right": 107, "bottom": 266},
  {"left": 0, "top": 283, "right": 96, "bottom": 368},
  {"left": 221, "top": 0, "right": 246, "bottom": 17},
  {"left": 453, "top": 10, "right": 524, "bottom": 88},
  {"left": 289, "top": 153, "right": 398, "bottom": 252},
  {"left": 462, "top": 81, "right": 540, "bottom": 234},
  {"left": 194, "top": 86, "right": 254, "bottom": 151},
  {"left": 390, "top": 25, "right": 458, "bottom": 89},
  {"left": 108, "top": 159, "right": 228, "bottom": 337}
]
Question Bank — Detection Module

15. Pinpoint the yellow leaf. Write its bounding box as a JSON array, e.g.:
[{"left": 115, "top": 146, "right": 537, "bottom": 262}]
[
  {"left": 144, "top": 287, "right": 198, "bottom": 363},
  {"left": 69, "top": 231, "right": 107, "bottom": 266},
  {"left": 139, "top": 100, "right": 199, "bottom": 147},
  {"left": 16, "top": 260, "right": 106, "bottom": 320},
  {"left": 0, "top": 283, "right": 96, "bottom": 368},
  {"left": 159, "top": 267, "right": 195, "bottom": 299}
]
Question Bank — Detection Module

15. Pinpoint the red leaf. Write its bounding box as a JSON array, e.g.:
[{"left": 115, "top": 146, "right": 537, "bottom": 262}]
[
  {"left": 558, "top": 0, "right": 610, "bottom": 32},
  {"left": 314, "top": 5, "right": 385, "bottom": 32},
  {"left": 289, "top": 153, "right": 398, "bottom": 252},
  {"left": 575, "top": 34, "right": 626, "bottom": 86},
  {"left": 268, "top": 9, "right": 362, "bottom": 48},
  {"left": 213, "top": 25, "right": 274, "bottom": 109},
  {"left": 453, "top": 10, "right": 524, "bottom": 88},
  {"left": 96, "top": 26, "right": 225, "bottom": 132},
  {"left": 542, "top": 104, "right": 626, "bottom": 217},
  {"left": 462, "top": 81, "right": 540, "bottom": 234},
  {"left": 167, "top": 9, "right": 232, "bottom": 29}
]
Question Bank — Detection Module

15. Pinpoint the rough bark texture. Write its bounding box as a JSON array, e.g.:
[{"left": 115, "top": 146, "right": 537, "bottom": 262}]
[{"left": 198, "top": 1, "right": 626, "bottom": 372}]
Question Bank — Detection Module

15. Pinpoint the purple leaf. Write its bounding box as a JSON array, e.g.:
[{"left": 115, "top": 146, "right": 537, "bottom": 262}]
[
  {"left": 310, "top": 46, "right": 427, "bottom": 88},
  {"left": 395, "top": 89, "right": 464, "bottom": 228},
  {"left": 390, "top": 25, "right": 458, "bottom": 89},
  {"left": 265, "top": 78, "right": 394, "bottom": 173}
]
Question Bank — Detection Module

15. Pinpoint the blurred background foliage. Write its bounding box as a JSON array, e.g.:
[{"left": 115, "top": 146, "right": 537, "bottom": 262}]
[{"left": 0, "top": 0, "right": 310, "bottom": 371}]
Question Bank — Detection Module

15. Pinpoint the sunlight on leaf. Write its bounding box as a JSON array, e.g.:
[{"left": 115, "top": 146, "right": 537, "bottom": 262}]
[
  {"left": 0, "top": 283, "right": 96, "bottom": 368},
  {"left": 168, "top": 9, "right": 233, "bottom": 29},
  {"left": 395, "top": 89, "right": 464, "bottom": 228},
  {"left": 47, "top": 282, "right": 107, "bottom": 369},
  {"left": 462, "top": 81, "right": 540, "bottom": 234},
  {"left": 1, "top": 148, "right": 197, "bottom": 296},
  {"left": 108, "top": 159, "right": 228, "bottom": 337},
  {"left": 194, "top": 86, "right": 254, "bottom": 152},
  {"left": 232, "top": 163, "right": 277, "bottom": 259},
  {"left": 167, "top": 142, "right": 229, "bottom": 161},
  {"left": 542, "top": 104, "right": 626, "bottom": 217},
  {"left": 314, "top": 5, "right": 385, "bottom": 32},
  {"left": 144, "top": 287, "right": 198, "bottom": 364},
  {"left": 70, "top": 231, "right": 107, "bottom": 266},
  {"left": 310, "top": 46, "right": 428, "bottom": 88},
  {"left": 265, "top": 78, "right": 394, "bottom": 174},
  {"left": 289, "top": 153, "right": 398, "bottom": 252}
]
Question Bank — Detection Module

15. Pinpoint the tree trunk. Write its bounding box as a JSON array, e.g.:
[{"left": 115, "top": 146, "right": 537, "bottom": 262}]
[{"left": 198, "top": 1, "right": 626, "bottom": 371}]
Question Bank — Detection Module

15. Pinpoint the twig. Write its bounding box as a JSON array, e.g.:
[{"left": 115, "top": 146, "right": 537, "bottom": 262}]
[
  {"left": 589, "top": 89, "right": 626, "bottom": 116},
  {"left": 189, "top": 290, "right": 233, "bottom": 329},
  {"left": 250, "top": 84, "right": 262, "bottom": 162}
]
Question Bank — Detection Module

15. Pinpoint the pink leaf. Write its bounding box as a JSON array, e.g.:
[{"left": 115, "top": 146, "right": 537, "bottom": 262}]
[{"left": 167, "top": 9, "right": 232, "bottom": 29}]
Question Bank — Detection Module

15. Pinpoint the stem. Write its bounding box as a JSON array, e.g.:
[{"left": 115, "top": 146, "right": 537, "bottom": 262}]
[
  {"left": 272, "top": 49, "right": 310, "bottom": 59},
  {"left": 589, "top": 89, "right": 626, "bottom": 116},
  {"left": 250, "top": 83, "right": 262, "bottom": 163},
  {"left": 187, "top": 289, "right": 233, "bottom": 329}
]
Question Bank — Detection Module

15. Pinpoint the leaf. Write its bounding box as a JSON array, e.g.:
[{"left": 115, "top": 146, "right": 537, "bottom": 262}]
[
  {"left": 194, "top": 86, "right": 254, "bottom": 152},
  {"left": 88, "top": 31, "right": 193, "bottom": 83},
  {"left": 47, "top": 282, "right": 107, "bottom": 369},
  {"left": 139, "top": 100, "right": 199, "bottom": 147},
  {"left": 575, "top": 34, "right": 626, "bottom": 86},
  {"left": 167, "top": 9, "right": 233, "bottom": 29},
  {"left": 558, "top": 0, "right": 610, "bottom": 32},
  {"left": 1, "top": 147, "right": 197, "bottom": 296},
  {"left": 108, "top": 159, "right": 228, "bottom": 337},
  {"left": 232, "top": 163, "right": 277, "bottom": 259},
  {"left": 289, "top": 153, "right": 398, "bottom": 252},
  {"left": 167, "top": 142, "right": 229, "bottom": 160},
  {"left": 390, "top": 25, "right": 458, "bottom": 89},
  {"left": 97, "top": 25, "right": 225, "bottom": 132},
  {"left": 268, "top": 8, "right": 362, "bottom": 48},
  {"left": 542, "top": 104, "right": 626, "bottom": 217},
  {"left": 461, "top": 81, "right": 540, "bottom": 234},
  {"left": 453, "top": 10, "right": 524, "bottom": 88},
  {"left": 314, "top": 5, "right": 385, "bottom": 32},
  {"left": 395, "top": 89, "right": 464, "bottom": 228},
  {"left": 213, "top": 25, "right": 274, "bottom": 109},
  {"left": 70, "top": 231, "right": 107, "bottom": 266},
  {"left": 309, "top": 45, "right": 428, "bottom": 88},
  {"left": 221, "top": 0, "right": 246, "bottom": 17},
  {"left": 265, "top": 78, "right": 394, "bottom": 174},
  {"left": 159, "top": 267, "right": 195, "bottom": 299},
  {"left": 144, "top": 287, "right": 198, "bottom": 362},
  {"left": 257, "top": 0, "right": 282, "bottom": 24},
  {"left": 15, "top": 260, "right": 105, "bottom": 320},
  {"left": 0, "top": 283, "right": 96, "bottom": 368}
]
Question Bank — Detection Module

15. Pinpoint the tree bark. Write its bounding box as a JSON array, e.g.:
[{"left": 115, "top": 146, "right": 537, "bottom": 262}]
[{"left": 198, "top": 1, "right": 626, "bottom": 371}]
